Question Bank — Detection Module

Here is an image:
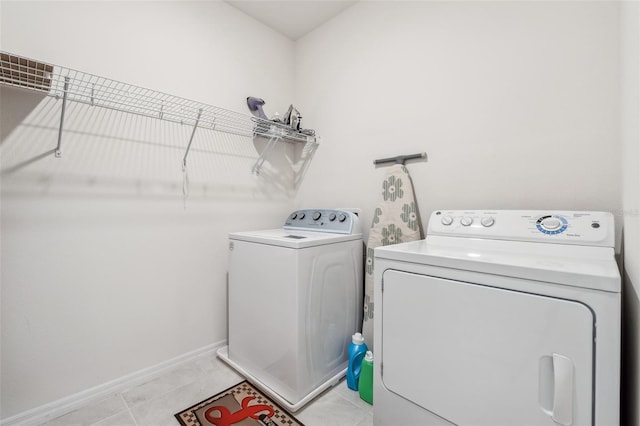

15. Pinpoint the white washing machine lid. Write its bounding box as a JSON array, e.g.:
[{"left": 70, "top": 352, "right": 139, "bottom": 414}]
[
  {"left": 230, "top": 228, "right": 362, "bottom": 249},
  {"left": 375, "top": 235, "right": 620, "bottom": 292}
]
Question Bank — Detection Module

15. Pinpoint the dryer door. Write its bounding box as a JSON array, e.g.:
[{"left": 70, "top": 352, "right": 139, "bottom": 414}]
[{"left": 381, "top": 270, "right": 594, "bottom": 426}]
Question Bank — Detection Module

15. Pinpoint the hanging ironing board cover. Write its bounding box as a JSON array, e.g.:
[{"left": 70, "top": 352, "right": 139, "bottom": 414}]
[{"left": 363, "top": 164, "right": 422, "bottom": 348}]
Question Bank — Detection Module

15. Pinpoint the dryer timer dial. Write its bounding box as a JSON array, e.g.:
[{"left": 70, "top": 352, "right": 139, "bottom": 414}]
[{"left": 536, "top": 215, "right": 568, "bottom": 235}]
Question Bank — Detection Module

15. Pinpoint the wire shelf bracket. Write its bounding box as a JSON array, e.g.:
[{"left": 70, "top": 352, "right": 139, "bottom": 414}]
[
  {"left": 251, "top": 134, "right": 279, "bottom": 175},
  {"left": 54, "top": 76, "right": 70, "bottom": 158},
  {"left": 182, "top": 108, "right": 203, "bottom": 172}
]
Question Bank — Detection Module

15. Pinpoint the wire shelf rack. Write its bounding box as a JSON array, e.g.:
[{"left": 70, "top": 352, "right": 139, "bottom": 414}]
[{"left": 0, "top": 51, "right": 318, "bottom": 173}]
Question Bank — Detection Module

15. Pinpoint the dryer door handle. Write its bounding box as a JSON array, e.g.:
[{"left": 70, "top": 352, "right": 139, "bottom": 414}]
[
  {"left": 551, "top": 354, "right": 574, "bottom": 426},
  {"left": 539, "top": 353, "right": 574, "bottom": 425}
]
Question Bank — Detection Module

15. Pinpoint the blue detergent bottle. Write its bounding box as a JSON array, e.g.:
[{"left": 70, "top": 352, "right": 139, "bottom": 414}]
[{"left": 347, "top": 332, "right": 368, "bottom": 390}]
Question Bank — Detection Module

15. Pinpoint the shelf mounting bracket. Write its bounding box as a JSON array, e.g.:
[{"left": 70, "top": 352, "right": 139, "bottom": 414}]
[
  {"left": 182, "top": 108, "right": 203, "bottom": 171},
  {"left": 55, "top": 76, "right": 70, "bottom": 158},
  {"left": 251, "top": 134, "right": 280, "bottom": 175}
]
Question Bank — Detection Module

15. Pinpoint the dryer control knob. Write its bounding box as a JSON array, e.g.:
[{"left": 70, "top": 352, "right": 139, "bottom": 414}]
[
  {"left": 290, "top": 213, "right": 298, "bottom": 220},
  {"left": 329, "top": 213, "right": 337, "bottom": 221},
  {"left": 481, "top": 217, "right": 495, "bottom": 227},
  {"left": 338, "top": 213, "right": 347, "bottom": 222},
  {"left": 312, "top": 211, "right": 322, "bottom": 221},
  {"left": 541, "top": 217, "right": 561, "bottom": 230},
  {"left": 460, "top": 216, "right": 473, "bottom": 226},
  {"left": 299, "top": 213, "right": 306, "bottom": 220},
  {"left": 441, "top": 215, "right": 454, "bottom": 226}
]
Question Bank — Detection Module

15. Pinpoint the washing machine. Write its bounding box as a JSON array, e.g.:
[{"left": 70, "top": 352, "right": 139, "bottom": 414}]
[
  {"left": 374, "top": 210, "right": 620, "bottom": 426},
  {"left": 217, "top": 209, "right": 363, "bottom": 411}
]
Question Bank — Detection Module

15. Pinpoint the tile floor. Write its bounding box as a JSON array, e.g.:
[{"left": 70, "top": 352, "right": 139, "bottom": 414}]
[{"left": 41, "top": 351, "right": 373, "bottom": 426}]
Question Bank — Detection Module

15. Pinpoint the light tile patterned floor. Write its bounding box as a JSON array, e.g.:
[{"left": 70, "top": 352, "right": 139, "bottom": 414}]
[{"left": 41, "top": 351, "right": 373, "bottom": 426}]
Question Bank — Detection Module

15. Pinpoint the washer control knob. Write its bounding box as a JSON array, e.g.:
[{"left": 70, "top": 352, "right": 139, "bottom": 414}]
[
  {"left": 481, "top": 217, "right": 495, "bottom": 227},
  {"left": 312, "top": 211, "right": 322, "bottom": 221},
  {"left": 329, "top": 213, "right": 337, "bottom": 221},
  {"left": 460, "top": 216, "right": 473, "bottom": 226},
  {"left": 290, "top": 213, "right": 298, "bottom": 220},
  {"left": 441, "top": 215, "right": 454, "bottom": 226},
  {"left": 338, "top": 213, "right": 347, "bottom": 222},
  {"left": 541, "top": 217, "right": 561, "bottom": 230},
  {"left": 298, "top": 212, "right": 306, "bottom": 220}
]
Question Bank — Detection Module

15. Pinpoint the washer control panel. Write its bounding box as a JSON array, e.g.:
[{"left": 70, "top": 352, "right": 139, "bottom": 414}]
[
  {"left": 428, "top": 210, "right": 614, "bottom": 247},
  {"left": 283, "top": 209, "right": 361, "bottom": 234}
]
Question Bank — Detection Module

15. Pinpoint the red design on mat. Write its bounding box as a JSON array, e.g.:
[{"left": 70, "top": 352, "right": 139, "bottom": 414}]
[{"left": 204, "top": 396, "right": 274, "bottom": 426}]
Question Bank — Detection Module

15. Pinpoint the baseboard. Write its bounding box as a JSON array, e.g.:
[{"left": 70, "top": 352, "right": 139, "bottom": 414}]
[{"left": 1, "top": 340, "right": 226, "bottom": 426}]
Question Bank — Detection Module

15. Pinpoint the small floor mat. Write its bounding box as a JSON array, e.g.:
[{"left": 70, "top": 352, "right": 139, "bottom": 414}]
[{"left": 175, "top": 381, "right": 304, "bottom": 426}]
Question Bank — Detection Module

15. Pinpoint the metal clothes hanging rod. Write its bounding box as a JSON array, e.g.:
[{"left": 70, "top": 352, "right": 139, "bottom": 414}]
[{"left": 373, "top": 152, "right": 427, "bottom": 166}]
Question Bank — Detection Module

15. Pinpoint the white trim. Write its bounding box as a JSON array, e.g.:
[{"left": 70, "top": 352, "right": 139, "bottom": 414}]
[{"left": 1, "top": 340, "right": 226, "bottom": 426}]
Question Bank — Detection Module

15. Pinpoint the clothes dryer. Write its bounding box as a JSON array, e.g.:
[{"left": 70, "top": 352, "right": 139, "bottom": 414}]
[
  {"left": 218, "top": 209, "right": 363, "bottom": 411},
  {"left": 374, "top": 210, "right": 620, "bottom": 426}
]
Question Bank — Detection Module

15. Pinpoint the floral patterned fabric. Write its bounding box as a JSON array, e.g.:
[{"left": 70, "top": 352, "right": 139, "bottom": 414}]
[{"left": 362, "top": 164, "right": 422, "bottom": 348}]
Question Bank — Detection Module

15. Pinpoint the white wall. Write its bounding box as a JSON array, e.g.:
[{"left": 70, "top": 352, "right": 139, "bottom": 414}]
[
  {"left": 621, "top": 1, "right": 640, "bottom": 424},
  {"left": 0, "top": 1, "right": 299, "bottom": 419},
  {"left": 294, "top": 1, "right": 622, "bottom": 244}
]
